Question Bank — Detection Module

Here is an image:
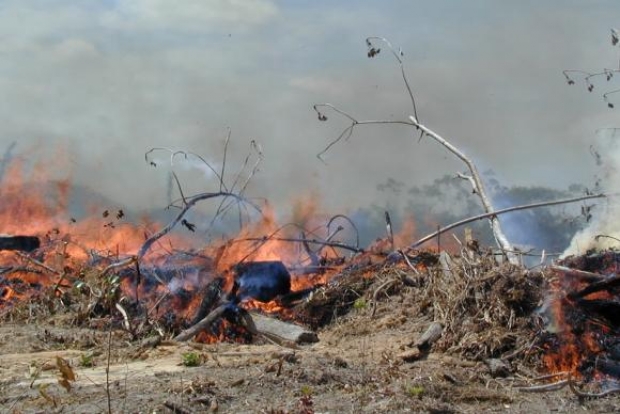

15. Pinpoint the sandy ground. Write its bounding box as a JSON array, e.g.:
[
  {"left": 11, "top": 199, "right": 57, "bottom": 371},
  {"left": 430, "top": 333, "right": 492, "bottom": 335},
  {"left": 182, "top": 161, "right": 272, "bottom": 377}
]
[{"left": 2, "top": 303, "right": 620, "bottom": 414}]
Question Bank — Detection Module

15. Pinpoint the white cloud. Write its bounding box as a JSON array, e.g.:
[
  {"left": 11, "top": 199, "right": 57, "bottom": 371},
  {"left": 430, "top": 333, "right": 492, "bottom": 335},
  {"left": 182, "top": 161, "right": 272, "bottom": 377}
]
[{"left": 101, "top": 0, "right": 279, "bottom": 32}]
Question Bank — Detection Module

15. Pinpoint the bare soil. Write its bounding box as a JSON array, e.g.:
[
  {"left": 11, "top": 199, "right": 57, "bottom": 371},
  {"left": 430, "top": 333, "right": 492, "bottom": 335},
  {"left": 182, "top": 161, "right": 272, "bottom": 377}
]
[{"left": 1, "top": 299, "right": 619, "bottom": 412}]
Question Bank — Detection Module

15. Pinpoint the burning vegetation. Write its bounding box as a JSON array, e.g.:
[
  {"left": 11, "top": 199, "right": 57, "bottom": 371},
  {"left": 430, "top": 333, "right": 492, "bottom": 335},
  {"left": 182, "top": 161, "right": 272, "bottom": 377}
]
[
  {"left": 2, "top": 36, "right": 620, "bottom": 413},
  {"left": 1, "top": 142, "right": 617, "bottom": 411}
]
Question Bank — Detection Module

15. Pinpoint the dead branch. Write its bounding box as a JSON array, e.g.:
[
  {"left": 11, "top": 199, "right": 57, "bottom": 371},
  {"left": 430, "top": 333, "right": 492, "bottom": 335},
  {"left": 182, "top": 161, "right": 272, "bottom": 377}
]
[
  {"left": 15, "top": 252, "right": 61, "bottom": 275},
  {"left": 567, "top": 371, "right": 620, "bottom": 399},
  {"left": 100, "top": 257, "right": 136, "bottom": 277},
  {"left": 174, "top": 303, "right": 228, "bottom": 342},
  {"left": 326, "top": 214, "right": 360, "bottom": 251},
  {"left": 407, "top": 193, "right": 607, "bottom": 251},
  {"left": 563, "top": 30, "right": 620, "bottom": 108},
  {"left": 367, "top": 36, "right": 418, "bottom": 121},
  {"left": 384, "top": 211, "right": 395, "bottom": 251},
  {"left": 549, "top": 266, "right": 605, "bottom": 282},
  {"left": 410, "top": 322, "right": 444, "bottom": 350},
  {"left": 226, "top": 221, "right": 347, "bottom": 267},
  {"left": 400, "top": 251, "right": 420, "bottom": 274},
  {"left": 242, "top": 236, "right": 363, "bottom": 254},
  {"left": 314, "top": 104, "right": 414, "bottom": 162},
  {"left": 247, "top": 311, "right": 318, "bottom": 345},
  {"left": 115, "top": 303, "right": 131, "bottom": 332},
  {"left": 205, "top": 140, "right": 264, "bottom": 234},
  {"left": 568, "top": 274, "right": 620, "bottom": 299},
  {"left": 137, "top": 192, "right": 257, "bottom": 260},
  {"left": 518, "top": 380, "right": 569, "bottom": 393},
  {"left": 314, "top": 37, "right": 520, "bottom": 263},
  {"left": 409, "top": 116, "right": 517, "bottom": 263},
  {"left": 145, "top": 147, "right": 226, "bottom": 191},
  {"left": 220, "top": 128, "right": 231, "bottom": 192},
  {"left": 594, "top": 234, "right": 620, "bottom": 245}
]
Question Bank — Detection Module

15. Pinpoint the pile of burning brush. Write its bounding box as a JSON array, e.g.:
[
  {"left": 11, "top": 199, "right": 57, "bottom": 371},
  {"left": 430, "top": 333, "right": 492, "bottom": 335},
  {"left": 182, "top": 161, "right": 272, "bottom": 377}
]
[
  {"left": 0, "top": 225, "right": 543, "bottom": 357},
  {"left": 5, "top": 216, "right": 620, "bottom": 399}
]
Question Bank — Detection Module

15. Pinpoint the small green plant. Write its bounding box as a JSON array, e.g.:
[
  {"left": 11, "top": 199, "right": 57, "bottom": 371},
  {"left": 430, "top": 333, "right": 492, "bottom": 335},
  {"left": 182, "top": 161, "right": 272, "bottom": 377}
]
[
  {"left": 405, "top": 384, "right": 424, "bottom": 398},
  {"left": 299, "top": 385, "right": 313, "bottom": 397},
  {"left": 353, "top": 297, "right": 367, "bottom": 310},
  {"left": 181, "top": 351, "right": 201, "bottom": 367},
  {"left": 79, "top": 353, "right": 95, "bottom": 367}
]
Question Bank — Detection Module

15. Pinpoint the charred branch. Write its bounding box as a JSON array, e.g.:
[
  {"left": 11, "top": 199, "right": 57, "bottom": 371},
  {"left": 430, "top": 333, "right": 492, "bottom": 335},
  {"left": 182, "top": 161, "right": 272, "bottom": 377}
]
[
  {"left": 0, "top": 236, "right": 40, "bottom": 252},
  {"left": 174, "top": 303, "right": 229, "bottom": 342},
  {"left": 568, "top": 274, "right": 620, "bottom": 300}
]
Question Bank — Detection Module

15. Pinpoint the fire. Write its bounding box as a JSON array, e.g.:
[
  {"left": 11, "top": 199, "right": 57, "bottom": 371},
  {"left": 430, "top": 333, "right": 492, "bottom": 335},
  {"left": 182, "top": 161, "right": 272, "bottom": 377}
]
[
  {"left": 541, "top": 259, "right": 620, "bottom": 382},
  {"left": 0, "top": 154, "right": 366, "bottom": 342},
  {"left": 0, "top": 149, "right": 442, "bottom": 345}
]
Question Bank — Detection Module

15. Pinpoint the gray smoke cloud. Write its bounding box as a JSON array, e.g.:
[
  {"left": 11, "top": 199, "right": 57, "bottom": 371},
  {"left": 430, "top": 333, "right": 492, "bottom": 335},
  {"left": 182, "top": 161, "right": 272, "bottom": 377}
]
[
  {"left": 0, "top": 1, "right": 617, "bottom": 227},
  {"left": 563, "top": 129, "right": 620, "bottom": 255}
]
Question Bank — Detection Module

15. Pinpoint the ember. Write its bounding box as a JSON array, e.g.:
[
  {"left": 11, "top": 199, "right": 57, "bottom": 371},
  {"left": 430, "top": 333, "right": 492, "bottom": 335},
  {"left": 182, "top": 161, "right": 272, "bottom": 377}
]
[{"left": 541, "top": 251, "right": 620, "bottom": 382}]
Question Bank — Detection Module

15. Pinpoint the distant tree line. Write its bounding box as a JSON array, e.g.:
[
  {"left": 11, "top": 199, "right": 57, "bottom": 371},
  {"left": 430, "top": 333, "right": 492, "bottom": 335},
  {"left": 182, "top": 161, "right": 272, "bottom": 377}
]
[{"left": 352, "top": 174, "right": 589, "bottom": 254}]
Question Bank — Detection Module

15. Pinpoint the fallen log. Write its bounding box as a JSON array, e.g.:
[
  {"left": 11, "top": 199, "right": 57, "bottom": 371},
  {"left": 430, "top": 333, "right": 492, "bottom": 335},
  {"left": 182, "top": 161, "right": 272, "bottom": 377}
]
[
  {"left": 0, "top": 235, "right": 40, "bottom": 252},
  {"left": 410, "top": 321, "right": 443, "bottom": 350},
  {"left": 175, "top": 303, "right": 318, "bottom": 345},
  {"left": 248, "top": 311, "right": 318, "bottom": 344},
  {"left": 400, "top": 322, "right": 444, "bottom": 362}
]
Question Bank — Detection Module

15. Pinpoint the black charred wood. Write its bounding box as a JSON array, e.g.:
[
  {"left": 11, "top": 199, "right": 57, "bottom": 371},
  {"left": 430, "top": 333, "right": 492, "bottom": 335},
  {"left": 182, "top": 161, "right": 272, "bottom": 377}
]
[
  {"left": 568, "top": 274, "right": 620, "bottom": 300},
  {"left": 190, "top": 277, "right": 225, "bottom": 326},
  {"left": 0, "top": 235, "right": 40, "bottom": 252},
  {"left": 231, "top": 261, "right": 291, "bottom": 303},
  {"left": 596, "top": 358, "right": 620, "bottom": 379},
  {"left": 576, "top": 298, "right": 620, "bottom": 328}
]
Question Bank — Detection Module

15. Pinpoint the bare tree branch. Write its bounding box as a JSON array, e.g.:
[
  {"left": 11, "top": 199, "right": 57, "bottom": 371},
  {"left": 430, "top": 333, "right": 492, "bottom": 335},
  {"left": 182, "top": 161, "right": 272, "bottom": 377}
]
[
  {"left": 409, "top": 115, "right": 517, "bottom": 263},
  {"left": 313, "top": 37, "right": 526, "bottom": 263},
  {"left": 137, "top": 192, "right": 258, "bottom": 260},
  {"left": 366, "top": 36, "right": 418, "bottom": 122},
  {"left": 563, "top": 30, "right": 620, "bottom": 108},
  {"left": 145, "top": 147, "right": 226, "bottom": 191},
  {"left": 408, "top": 193, "right": 606, "bottom": 251}
]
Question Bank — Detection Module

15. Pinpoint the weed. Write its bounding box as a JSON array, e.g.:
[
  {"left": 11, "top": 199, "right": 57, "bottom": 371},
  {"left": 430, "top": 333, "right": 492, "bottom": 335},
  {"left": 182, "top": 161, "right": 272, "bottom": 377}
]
[
  {"left": 405, "top": 384, "right": 424, "bottom": 399},
  {"left": 79, "top": 353, "right": 95, "bottom": 367},
  {"left": 353, "top": 298, "right": 367, "bottom": 310},
  {"left": 181, "top": 351, "right": 201, "bottom": 367}
]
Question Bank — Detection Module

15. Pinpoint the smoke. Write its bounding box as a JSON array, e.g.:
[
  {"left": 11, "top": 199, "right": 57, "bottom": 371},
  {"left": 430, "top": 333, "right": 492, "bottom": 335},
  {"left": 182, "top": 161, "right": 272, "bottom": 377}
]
[
  {"left": 563, "top": 130, "right": 620, "bottom": 256},
  {"left": 0, "top": 1, "right": 615, "bottom": 229}
]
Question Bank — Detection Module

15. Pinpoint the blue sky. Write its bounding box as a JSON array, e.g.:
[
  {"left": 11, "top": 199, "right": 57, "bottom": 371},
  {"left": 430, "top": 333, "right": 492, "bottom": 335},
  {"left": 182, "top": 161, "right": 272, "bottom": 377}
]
[{"left": 0, "top": 1, "right": 618, "bottom": 214}]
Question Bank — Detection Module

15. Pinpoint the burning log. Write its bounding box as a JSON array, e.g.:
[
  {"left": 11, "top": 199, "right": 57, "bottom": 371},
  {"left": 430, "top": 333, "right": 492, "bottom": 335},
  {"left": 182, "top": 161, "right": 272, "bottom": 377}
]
[
  {"left": 173, "top": 261, "right": 316, "bottom": 343},
  {"left": 0, "top": 235, "right": 40, "bottom": 252}
]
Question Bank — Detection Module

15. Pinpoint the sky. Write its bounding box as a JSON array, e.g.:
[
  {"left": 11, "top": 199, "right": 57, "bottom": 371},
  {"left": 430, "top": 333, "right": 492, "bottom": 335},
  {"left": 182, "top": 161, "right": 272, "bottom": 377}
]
[{"left": 0, "top": 0, "right": 619, "bottom": 220}]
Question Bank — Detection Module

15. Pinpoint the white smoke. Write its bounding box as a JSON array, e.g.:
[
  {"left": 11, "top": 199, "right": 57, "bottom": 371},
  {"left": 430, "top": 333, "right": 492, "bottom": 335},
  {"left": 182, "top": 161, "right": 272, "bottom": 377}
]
[{"left": 563, "top": 130, "right": 620, "bottom": 256}]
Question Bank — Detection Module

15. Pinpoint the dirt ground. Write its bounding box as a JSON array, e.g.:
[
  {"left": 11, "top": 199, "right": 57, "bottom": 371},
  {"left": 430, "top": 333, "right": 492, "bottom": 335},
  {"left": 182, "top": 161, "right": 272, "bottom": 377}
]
[{"left": 2, "top": 293, "right": 620, "bottom": 414}]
